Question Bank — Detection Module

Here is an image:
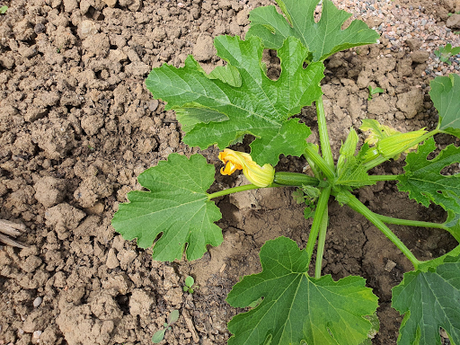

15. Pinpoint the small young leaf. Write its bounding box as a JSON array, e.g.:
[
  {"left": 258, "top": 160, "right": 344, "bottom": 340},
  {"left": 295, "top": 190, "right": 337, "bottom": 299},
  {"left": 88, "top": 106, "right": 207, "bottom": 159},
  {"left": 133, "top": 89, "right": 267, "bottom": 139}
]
[
  {"left": 145, "top": 35, "right": 324, "bottom": 166},
  {"left": 246, "top": 0, "right": 380, "bottom": 61},
  {"left": 397, "top": 137, "right": 460, "bottom": 219},
  {"left": 112, "top": 154, "right": 223, "bottom": 261},
  {"left": 152, "top": 328, "right": 166, "bottom": 343},
  {"left": 392, "top": 254, "right": 460, "bottom": 345},
  {"left": 430, "top": 73, "right": 460, "bottom": 138},
  {"left": 168, "top": 309, "right": 180, "bottom": 325},
  {"left": 185, "top": 276, "right": 194, "bottom": 288},
  {"left": 227, "top": 236, "right": 378, "bottom": 345}
]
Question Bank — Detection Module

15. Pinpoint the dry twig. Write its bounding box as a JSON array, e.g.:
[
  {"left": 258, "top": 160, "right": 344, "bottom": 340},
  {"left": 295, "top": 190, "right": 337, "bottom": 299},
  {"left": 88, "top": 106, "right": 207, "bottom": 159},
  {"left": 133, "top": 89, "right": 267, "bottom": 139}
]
[{"left": 0, "top": 219, "right": 27, "bottom": 248}]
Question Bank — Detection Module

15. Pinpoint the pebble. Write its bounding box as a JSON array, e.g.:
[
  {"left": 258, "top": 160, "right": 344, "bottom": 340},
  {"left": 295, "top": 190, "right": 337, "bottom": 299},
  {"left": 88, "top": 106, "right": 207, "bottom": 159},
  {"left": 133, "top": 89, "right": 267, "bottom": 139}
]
[
  {"left": 332, "top": 0, "right": 460, "bottom": 77},
  {"left": 33, "top": 296, "right": 42, "bottom": 308}
]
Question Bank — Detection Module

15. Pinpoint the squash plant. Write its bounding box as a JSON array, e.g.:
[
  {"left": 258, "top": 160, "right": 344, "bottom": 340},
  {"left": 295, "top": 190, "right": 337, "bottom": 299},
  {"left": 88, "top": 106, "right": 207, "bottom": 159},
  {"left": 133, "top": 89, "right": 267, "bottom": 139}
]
[{"left": 112, "top": 0, "right": 460, "bottom": 343}]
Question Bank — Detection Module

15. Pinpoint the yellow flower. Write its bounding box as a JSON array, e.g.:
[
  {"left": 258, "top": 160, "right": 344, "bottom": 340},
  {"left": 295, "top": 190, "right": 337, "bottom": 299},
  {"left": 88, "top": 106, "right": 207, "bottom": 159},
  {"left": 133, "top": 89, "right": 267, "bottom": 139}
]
[{"left": 218, "top": 149, "right": 275, "bottom": 187}]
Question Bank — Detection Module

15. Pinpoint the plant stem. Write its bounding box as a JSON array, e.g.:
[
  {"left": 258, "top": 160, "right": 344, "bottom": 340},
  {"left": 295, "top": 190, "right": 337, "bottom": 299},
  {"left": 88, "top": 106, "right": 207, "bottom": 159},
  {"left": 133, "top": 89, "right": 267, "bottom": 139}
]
[
  {"left": 363, "top": 129, "right": 438, "bottom": 171},
  {"left": 344, "top": 191, "right": 421, "bottom": 269},
  {"left": 304, "top": 145, "right": 335, "bottom": 180},
  {"left": 306, "top": 186, "right": 332, "bottom": 267},
  {"left": 315, "top": 207, "right": 329, "bottom": 279},
  {"left": 273, "top": 172, "right": 319, "bottom": 187},
  {"left": 368, "top": 175, "right": 400, "bottom": 182},
  {"left": 207, "top": 172, "right": 320, "bottom": 200},
  {"left": 375, "top": 213, "right": 449, "bottom": 231},
  {"left": 316, "top": 96, "right": 334, "bottom": 168},
  {"left": 207, "top": 184, "right": 262, "bottom": 200}
]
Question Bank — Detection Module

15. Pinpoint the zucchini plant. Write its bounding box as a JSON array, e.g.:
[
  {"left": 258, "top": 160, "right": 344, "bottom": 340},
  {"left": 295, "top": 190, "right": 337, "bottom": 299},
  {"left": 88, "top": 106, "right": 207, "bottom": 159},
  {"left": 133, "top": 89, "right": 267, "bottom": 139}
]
[{"left": 112, "top": 0, "right": 460, "bottom": 343}]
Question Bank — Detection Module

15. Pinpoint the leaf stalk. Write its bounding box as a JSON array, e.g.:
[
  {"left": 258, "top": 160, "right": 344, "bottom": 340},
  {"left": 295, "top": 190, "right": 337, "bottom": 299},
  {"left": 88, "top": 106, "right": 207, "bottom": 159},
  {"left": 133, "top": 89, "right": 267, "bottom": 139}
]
[
  {"left": 306, "top": 186, "right": 332, "bottom": 268},
  {"left": 343, "top": 191, "right": 421, "bottom": 269}
]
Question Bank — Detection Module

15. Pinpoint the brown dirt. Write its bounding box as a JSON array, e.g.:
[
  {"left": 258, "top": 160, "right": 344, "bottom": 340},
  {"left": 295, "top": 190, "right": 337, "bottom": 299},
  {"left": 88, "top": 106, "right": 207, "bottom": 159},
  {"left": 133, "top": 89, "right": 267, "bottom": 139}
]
[{"left": 0, "top": 0, "right": 458, "bottom": 344}]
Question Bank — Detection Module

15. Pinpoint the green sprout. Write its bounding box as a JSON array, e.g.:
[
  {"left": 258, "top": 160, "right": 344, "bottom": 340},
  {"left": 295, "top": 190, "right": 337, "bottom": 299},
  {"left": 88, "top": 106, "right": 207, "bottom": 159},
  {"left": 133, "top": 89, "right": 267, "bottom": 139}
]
[
  {"left": 367, "top": 85, "right": 385, "bottom": 100},
  {"left": 151, "top": 309, "right": 179, "bottom": 344},
  {"left": 183, "top": 275, "right": 195, "bottom": 294},
  {"left": 434, "top": 43, "right": 460, "bottom": 65},
  {"left": 0, "top": 5, "right": 8, "bottom": 14}
]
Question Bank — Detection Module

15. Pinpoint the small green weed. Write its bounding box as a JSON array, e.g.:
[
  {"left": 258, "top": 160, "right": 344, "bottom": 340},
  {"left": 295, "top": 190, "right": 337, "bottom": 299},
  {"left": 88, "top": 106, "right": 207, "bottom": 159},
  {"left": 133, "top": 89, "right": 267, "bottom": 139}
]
[
  {"left": 151, "top": 309, "right": 179, "bottom": 343},
  {"left": 434, "top": 43, "right": 460, "bottom": 65},
  {"left": 0, "top": 5, "right": 8, "bottom": 14},
  {"left": 367, "top": 85, "right": 385, "bottom": 100},
  {"left": 183, "top": 275, "right": 196, "bottom": 293}
]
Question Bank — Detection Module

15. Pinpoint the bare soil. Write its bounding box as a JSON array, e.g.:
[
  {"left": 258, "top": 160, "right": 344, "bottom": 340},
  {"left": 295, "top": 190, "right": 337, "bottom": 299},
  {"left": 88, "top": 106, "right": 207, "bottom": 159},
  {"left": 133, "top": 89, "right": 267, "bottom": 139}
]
[{"left": 0, "top": 0, "right": 459, "bottom": 344}]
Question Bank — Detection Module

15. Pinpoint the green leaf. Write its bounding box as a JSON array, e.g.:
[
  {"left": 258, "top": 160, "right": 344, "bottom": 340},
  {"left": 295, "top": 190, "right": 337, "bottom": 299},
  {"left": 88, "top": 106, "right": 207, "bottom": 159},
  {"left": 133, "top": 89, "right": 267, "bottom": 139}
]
[
  {"left": 227, "top": 236, "right": 379, "bottom": 345},
  {"left": 145, "top": 35, "right": 324, "bottom": 166},
  {"left": 397, "top": 137, "right": 460, "bottom": 221},
  {"left": 112, "top": 154, "right": 223, "bottom": 261},
  {"left": 0, "top": 6, "right": 7, "bottom": 14},
  {"left": 430, "top": 74, "right": 460, "bottom": 138},
  {"left": 392, "top": 254, "right": 460, "bottom": 345},
  {"left": 168, "top": 309, "right": 180, "bottom": 325},
  {"left": 246, "top": 0, "right": 380, "bottom": 62},
  {"left": 152, "top": 328, "right": 166, "bottom": 343},
  {"left": 185, "top": 275, "right": 195, "bottom": 288}
]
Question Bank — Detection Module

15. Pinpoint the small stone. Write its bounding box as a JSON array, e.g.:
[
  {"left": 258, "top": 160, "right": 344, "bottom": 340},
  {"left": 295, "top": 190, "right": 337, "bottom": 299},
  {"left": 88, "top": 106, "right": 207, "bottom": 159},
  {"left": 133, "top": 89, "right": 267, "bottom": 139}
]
[
  {"left": 33, "top": 330, "right": 42, "bottom": 340},
  {"left": 33, "top": 297, "right": 43, "bottom": 308},
  {"left": 106, "top": 248, "right": 120, "bottom": 269},
  {"left": 384, "top": 259, "right": 397, "bottom": 272},
  {"left": 102, "top": 0, "right": 117, "bottom": 7}
]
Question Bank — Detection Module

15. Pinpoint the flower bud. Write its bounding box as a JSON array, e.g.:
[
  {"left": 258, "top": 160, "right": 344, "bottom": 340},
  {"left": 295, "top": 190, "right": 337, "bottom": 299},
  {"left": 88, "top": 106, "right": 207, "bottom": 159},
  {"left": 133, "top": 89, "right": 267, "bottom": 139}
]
[{"left": 218, "top": 149, "right": 275, "bottom": 187}]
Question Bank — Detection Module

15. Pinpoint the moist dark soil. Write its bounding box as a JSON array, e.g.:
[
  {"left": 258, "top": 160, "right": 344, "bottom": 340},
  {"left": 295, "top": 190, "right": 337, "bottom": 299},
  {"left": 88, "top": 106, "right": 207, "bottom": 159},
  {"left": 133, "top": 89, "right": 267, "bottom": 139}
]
[{"left": 0, "top": 0, "right": 459, "bottom": 344}]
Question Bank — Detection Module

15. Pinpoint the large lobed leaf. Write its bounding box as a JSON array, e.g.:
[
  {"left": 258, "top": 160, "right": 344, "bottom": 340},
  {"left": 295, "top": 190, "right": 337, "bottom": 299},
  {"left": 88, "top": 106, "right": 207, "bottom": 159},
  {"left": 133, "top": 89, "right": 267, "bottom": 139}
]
[
  {"left": 111, "top": 154, "right": 222, "bottom": 261},
  {"left": 392, "top": 254, "right": 460, "bottom": 345},
  {"left": 430, "top": 73, "right": 460, "bottom": 138},
  {"left": 145, "top": 35, "right": 324, "bottom": 166},
  {"left": 246, "top": 0, "right": 380, "bottom": 62},
  {"left": 227, "top": 236, "right": 378, "bottom": 345},
  {"left": 397, "top": 137, "right": 460, "bottom": 226}
]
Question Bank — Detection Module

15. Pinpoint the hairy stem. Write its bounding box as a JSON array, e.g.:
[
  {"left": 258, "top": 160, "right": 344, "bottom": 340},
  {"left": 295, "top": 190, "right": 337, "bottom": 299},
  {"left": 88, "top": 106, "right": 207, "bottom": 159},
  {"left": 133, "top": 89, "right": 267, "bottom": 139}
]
[
  {"left": 367, "top": 175, "right": 400, "bottom": 182},
  {"left": 315, "top": 207, "right": 329, "bottom": 279},
  {"left": 306, "top": 186, "right": 332, "bottom": 268},
  {"left": 316, "top": 96, "right": 334, "bottom": 168},
  {"left": 208, "top": 172, "right": 320, "bottom": 200},
  {"left": 375, "top": 213, "right": 449, "bottom": 230},
  {"left": 304, "top": 145, "right": 335, "bottom": 180},
  {"left": 273, "top": 172, "right": 320, "bottom": 187},
  {"left": 344, "top": 191, "right": 421, "bottom": 269},
  {"left": 207, "top": 184, "right": 262, "bottom": 200}
]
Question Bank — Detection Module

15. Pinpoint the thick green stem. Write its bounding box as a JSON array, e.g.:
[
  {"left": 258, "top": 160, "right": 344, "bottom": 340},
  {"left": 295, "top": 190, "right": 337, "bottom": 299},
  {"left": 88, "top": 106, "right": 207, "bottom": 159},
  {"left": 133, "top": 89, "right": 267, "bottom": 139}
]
[
  {"left": 368, "top": 175, "right": 400, "bottom": 182},
  {"left": 344, "top": 191, "right": 421, "bottom": 269},
  {"left": 306, "top": 186, "right": 332, "bottom": 267},
  {"left": 273, "top": 172, "right": 319, "bottom": 187},
  {"left": 304, "top": 145, "right": 335, "bottom": 180},
  {"left": 364, "top": 129, "right": 438, "bottom": 171},
  {"left": 375, "top": 213, "right": 449, "bottom": 231},
  {"left": 316, "top": 96, "right": 334, "bottom": 168},
  {"left": 207, "top": 184, "right": 262, "bottom": 200},
  {"left": 315, "top": 207, "right": 329, "bottom": 279}
]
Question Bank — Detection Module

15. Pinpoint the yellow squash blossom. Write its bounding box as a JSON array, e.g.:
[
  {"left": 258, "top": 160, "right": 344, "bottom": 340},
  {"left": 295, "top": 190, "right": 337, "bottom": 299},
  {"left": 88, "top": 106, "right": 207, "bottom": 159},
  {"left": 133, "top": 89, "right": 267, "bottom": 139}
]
[{"left": 218, "top": 149, "right": 275, "bottom": 187}]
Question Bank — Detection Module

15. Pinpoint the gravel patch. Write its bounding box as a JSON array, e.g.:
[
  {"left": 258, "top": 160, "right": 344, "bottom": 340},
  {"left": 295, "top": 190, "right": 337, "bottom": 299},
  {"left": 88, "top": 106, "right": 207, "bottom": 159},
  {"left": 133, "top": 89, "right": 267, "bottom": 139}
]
[{"left": 334, "top": 0, "right": 460, "bottom": 76}]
